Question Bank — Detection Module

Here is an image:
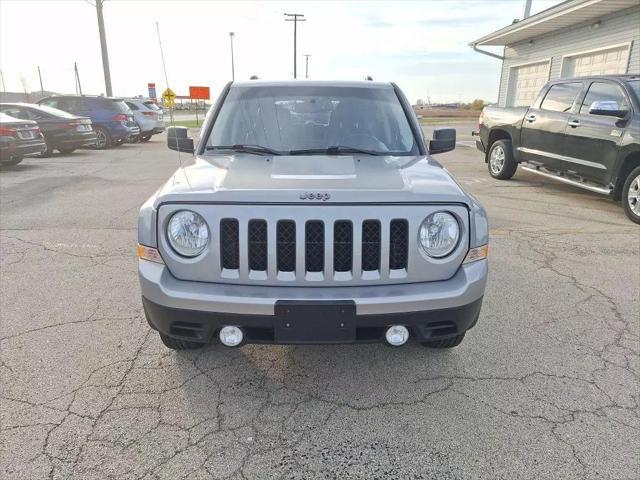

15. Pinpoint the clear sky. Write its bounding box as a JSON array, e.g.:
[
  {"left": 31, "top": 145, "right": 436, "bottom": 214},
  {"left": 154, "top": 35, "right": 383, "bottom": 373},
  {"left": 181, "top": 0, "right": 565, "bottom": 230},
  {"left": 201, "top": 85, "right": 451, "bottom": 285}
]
[{"left": 0, "top": 0, "right": 561, "bottom": 103}]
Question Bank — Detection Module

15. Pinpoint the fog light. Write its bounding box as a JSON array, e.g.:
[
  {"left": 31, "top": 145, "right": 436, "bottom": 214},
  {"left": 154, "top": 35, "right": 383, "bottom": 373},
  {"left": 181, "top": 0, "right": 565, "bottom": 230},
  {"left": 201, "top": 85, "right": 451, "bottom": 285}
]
[
  {"left": 219, "top": 326, "right": 243, "bottom": 347},
  {"left": 385, "top": 325, "right": 409, "bottom": 346}
]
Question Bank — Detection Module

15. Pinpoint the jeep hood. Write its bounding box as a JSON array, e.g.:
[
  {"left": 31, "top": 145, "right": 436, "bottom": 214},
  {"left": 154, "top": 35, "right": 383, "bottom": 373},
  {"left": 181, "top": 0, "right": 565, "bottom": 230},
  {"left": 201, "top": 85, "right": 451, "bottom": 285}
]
[{"left": 152, "top": 153, "right": 472, "bottom": 207}]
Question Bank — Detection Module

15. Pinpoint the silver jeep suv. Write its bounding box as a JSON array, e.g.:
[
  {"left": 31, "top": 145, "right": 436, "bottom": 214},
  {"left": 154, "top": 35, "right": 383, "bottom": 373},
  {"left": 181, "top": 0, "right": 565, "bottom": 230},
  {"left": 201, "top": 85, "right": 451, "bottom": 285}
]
[{"left": 138, "top": 81, "right": 489, "bottom": 350}]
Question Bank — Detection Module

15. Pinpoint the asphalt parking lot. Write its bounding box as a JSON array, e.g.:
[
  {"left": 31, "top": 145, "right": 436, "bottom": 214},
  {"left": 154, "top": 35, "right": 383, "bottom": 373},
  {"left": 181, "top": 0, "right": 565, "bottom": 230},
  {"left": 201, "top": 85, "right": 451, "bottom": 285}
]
[{"left": 1, "top": 125, "right": 638, "bottom": 480}]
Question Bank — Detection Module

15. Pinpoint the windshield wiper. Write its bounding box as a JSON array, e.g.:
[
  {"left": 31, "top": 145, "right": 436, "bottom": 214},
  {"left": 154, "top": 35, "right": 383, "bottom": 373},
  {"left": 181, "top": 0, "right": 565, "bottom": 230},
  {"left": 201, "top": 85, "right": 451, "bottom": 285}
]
[
  {"left": 289, "top": 146, "right": 382, "bottom": 156},
  {"left": 206, "top": 144, "right": 283, "bottom": 156}
]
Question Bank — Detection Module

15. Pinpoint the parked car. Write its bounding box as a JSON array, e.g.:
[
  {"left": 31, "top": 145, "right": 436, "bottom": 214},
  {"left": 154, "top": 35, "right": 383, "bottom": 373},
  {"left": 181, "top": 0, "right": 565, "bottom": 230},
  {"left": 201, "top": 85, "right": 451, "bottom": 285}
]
[
  {"left": 0, "top": 103, "right": 97, "bottom": 155},
  {"left": 138, "top": 80, "right": 489, "bottom": 350},
  {"left": 0, "top": 112, "right": 46, "bottom": 166},
  {"left": 38, "top": 95, "right": 139, "bottom": 149},
  {"left": 124, "top": 98, "right": 164, "bottom": 142},
  {"left": 475, "top": 75, "right": 640, "bottom": 224}
]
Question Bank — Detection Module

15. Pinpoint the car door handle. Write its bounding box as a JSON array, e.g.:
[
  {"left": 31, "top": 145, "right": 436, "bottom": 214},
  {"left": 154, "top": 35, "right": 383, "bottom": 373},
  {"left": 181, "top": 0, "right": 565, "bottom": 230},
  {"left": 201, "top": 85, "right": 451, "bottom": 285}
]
[
  {"left": 525, "top": 114, "right": 536, "bottom": 123},
  {"left": 567, "top": 120, "right": 581, "bottom": 128}
]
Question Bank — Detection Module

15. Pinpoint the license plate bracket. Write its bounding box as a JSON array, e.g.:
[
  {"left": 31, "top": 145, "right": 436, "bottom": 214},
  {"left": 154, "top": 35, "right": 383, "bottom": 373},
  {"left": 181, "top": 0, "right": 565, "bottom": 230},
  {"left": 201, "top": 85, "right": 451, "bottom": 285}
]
[
  {"left": 274, "top": 301, "right": 356, "bottom": 344},
  {"left": 17, "top": 130, "right": 35, "bottom": 139}
]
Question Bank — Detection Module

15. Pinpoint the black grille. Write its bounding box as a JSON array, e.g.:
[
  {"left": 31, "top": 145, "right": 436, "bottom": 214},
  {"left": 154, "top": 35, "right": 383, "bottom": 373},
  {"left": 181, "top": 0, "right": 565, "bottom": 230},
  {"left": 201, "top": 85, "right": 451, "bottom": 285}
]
[
  {"left": 305, "top": 221, "right": 324, "bottom": 273},
  {"left": 248, "top": 220, "right": 267, "bottom": 271},
  {"left": 389, "top": 219, "right": 408, "bottom": 270},
  {"left": 277, "top": 220, "right": 296, "bottom": 272},
  {"left": 362, "top": 220, "right": 381, "bottom": 271},
  {"left": 220, "top": 219, "right": 239, "bottom": 269},
  {"left": 333, "top": 221, "right": 353, "bottom": 272}
]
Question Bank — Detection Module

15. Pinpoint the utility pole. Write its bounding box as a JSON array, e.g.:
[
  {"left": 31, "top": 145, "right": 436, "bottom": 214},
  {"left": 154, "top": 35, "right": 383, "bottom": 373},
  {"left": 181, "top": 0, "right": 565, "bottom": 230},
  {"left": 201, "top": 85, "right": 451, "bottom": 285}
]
[
  {"left": 0, "top": 70, "right": 6, "bottom": 92},
  {"left": 74, "top": 62, "right": 83, "bottom": 95},
  {"left": 284, "top": 13, "right": 305, "bottom": 79},
  {"left": 229, "top": 32, "right": 235, "bottom": 81},
  {"left": 37, "top": 66, "right": 44, "bottom": 93},
  {"left": 95, "top": 0, "right": 113, "bottom": 96},
  {"left": 304, "top": 54, "right": 311, "bottom": 79},
  {"left": 523, "top": 0, "right": 532, "bottom": 18}
]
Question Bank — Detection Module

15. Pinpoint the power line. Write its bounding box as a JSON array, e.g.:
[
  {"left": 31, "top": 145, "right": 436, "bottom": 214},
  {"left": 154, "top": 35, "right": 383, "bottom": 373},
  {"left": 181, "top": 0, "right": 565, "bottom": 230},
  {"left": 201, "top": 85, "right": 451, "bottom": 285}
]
[{"left": 284, "top": 13, "right": 305, "bottom": 79}]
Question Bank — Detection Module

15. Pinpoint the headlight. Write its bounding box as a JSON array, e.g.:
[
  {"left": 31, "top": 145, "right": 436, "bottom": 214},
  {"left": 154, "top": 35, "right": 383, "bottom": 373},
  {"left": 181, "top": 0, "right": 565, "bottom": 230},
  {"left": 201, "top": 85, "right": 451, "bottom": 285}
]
[
  {"left": 167, "top": 210, "right": 209, "bottom": 257},
  {"left": 419, "top": 212, "right": 460, "bottom": 258}
]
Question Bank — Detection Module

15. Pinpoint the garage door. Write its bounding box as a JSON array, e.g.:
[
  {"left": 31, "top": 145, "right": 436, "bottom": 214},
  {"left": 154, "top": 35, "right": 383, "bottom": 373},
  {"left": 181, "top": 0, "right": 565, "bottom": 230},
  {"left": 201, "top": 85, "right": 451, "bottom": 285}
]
[
  {"left": 508, "top": 61, "right": 550, "bottom": 107},
  {"left": 562, "top": 45, "right": 629, "bottom": 77}
]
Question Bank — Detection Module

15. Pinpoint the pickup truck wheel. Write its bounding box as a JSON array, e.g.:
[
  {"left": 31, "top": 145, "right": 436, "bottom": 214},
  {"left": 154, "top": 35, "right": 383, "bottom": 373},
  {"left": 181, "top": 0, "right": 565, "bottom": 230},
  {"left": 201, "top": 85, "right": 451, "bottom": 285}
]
[
  {"left": 159, "top": 333, "right": 205, "bottom": 350},
  {"left": 488, "top": 140, "right": 517, "bottom": 180},
  {"left": 622, "top": 166, "right": 640, "bottom": 224},
  {"left": 422, "top": 333, "right": 465, "bottom": 348}
]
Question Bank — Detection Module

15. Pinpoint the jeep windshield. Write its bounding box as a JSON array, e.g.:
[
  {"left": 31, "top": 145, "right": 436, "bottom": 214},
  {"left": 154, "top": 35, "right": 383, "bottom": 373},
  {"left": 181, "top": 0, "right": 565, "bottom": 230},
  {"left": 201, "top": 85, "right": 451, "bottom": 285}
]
[{"left": 206, "top": 85, "right": 419, "bottom": 156}]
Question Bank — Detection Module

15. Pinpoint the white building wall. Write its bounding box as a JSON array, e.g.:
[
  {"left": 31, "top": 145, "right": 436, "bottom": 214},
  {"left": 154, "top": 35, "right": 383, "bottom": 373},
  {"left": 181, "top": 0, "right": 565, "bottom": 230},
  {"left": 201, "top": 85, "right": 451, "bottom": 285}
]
[{"left": 497, "top": 5, "right": 640, "bottom": 106}]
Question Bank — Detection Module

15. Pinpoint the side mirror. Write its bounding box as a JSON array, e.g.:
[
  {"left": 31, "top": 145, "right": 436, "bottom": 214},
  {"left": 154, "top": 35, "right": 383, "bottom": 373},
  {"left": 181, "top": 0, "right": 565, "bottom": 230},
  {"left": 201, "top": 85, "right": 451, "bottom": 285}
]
[
  {"left": 167, "top": 126, "right": 194, "bottom": 153},
  {"left": 588, "top": 100, "right": 628, "bottom": 118},
  {"left": 429, "top": 128, "right": 456, "bottom": 154}
]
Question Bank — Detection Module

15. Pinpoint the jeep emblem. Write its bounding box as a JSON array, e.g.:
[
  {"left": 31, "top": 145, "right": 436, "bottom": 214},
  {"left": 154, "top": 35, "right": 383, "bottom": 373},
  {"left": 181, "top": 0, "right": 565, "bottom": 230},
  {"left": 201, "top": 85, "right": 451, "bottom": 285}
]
[{"left": 300, "top": 192, "right": 331, "bottom": 201}]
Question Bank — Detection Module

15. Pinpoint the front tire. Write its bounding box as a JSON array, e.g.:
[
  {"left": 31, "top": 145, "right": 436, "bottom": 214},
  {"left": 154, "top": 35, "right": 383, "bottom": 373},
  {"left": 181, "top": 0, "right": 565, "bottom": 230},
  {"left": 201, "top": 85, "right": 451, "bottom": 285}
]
[
  {"left": 139, "top": 135, "right": 152, "bottom": 142},
  {"left": 622, "top": 166, "right": 640, "bottom": 224},
  {"left": 159, "top": 333, "right": 205, "bottom": 350},
  {"left": 487, "top": 139, "right": 517, "bottom": 180},
  {"left": 422, "top": 333, "right": 466, "bottom": 348}
]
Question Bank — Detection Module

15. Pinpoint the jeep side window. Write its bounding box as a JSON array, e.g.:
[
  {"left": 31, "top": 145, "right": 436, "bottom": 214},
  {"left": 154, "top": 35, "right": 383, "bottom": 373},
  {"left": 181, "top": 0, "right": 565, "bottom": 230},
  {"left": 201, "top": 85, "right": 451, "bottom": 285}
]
[
  {"left": 540, "top": 83, "right": 583, "bottom": 113},
  {"left": 579, "top": 82, "right": 629, "bottom": 115}
]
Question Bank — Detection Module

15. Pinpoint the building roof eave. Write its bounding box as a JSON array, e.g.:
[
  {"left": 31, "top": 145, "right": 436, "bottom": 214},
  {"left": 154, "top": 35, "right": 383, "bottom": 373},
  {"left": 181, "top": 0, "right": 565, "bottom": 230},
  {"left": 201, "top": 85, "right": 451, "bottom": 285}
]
[{"left": 470, "top": 0, "right": 638, "bottom": 47}]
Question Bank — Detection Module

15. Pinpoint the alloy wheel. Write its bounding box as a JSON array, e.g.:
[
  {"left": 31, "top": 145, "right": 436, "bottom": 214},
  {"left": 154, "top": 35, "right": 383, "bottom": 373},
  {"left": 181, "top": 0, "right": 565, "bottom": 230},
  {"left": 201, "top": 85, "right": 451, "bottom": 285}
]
[
  {"left": 489, "top": 146, "right": 505, "bottom": 175},
  {"left": 628, "top": 173, "right": 640, "bottom": 217},
  {"left": 95, "top": 130, "right": 107, "bottom": 149}
]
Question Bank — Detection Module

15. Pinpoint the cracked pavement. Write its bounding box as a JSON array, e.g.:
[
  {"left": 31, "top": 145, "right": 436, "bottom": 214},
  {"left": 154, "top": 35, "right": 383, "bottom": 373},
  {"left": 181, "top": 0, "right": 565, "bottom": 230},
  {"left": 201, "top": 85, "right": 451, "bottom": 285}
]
[{"left": 1, "top": 130, "right": 638, "bottom": 479}]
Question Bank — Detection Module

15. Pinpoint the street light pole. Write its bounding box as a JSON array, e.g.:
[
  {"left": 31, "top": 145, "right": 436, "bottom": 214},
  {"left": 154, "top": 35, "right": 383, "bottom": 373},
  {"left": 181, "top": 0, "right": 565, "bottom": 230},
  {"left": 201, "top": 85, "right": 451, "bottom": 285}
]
[
  {"left": 284, "top": 13, "right": 305, "bottom": 79},
  {"left": 95, "top": 0, "right": 113, "bottom": 96},
  {"left": 229, "top": 32, "right": 235, "bottom": 81}
]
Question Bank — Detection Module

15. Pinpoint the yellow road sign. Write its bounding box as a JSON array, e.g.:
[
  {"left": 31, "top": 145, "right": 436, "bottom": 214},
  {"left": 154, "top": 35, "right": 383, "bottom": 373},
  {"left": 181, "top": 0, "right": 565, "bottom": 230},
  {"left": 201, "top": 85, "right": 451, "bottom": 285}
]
[{"left": 162, "top": 88, "right": 176, "bottom": 107}]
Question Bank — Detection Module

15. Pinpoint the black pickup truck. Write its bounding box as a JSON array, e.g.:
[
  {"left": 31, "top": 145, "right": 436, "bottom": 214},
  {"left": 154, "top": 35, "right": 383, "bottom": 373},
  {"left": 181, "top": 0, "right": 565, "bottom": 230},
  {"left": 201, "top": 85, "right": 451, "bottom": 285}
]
[{"left": 476, "top": 75, "right": 640, "bottom": 224}]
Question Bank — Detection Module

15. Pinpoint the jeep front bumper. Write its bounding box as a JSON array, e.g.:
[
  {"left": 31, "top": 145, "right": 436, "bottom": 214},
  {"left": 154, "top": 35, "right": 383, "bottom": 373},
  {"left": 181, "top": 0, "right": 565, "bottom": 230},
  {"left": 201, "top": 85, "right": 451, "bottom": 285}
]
[{"left": 139, "top": 259, "right": 487, "bottom": 345}]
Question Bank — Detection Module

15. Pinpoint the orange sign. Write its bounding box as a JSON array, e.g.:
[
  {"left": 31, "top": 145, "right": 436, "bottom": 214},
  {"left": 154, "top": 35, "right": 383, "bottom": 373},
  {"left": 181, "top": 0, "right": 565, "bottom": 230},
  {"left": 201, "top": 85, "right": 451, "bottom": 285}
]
[{"left": 189, "top": 86, "right": 210, "bottom": 100}]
